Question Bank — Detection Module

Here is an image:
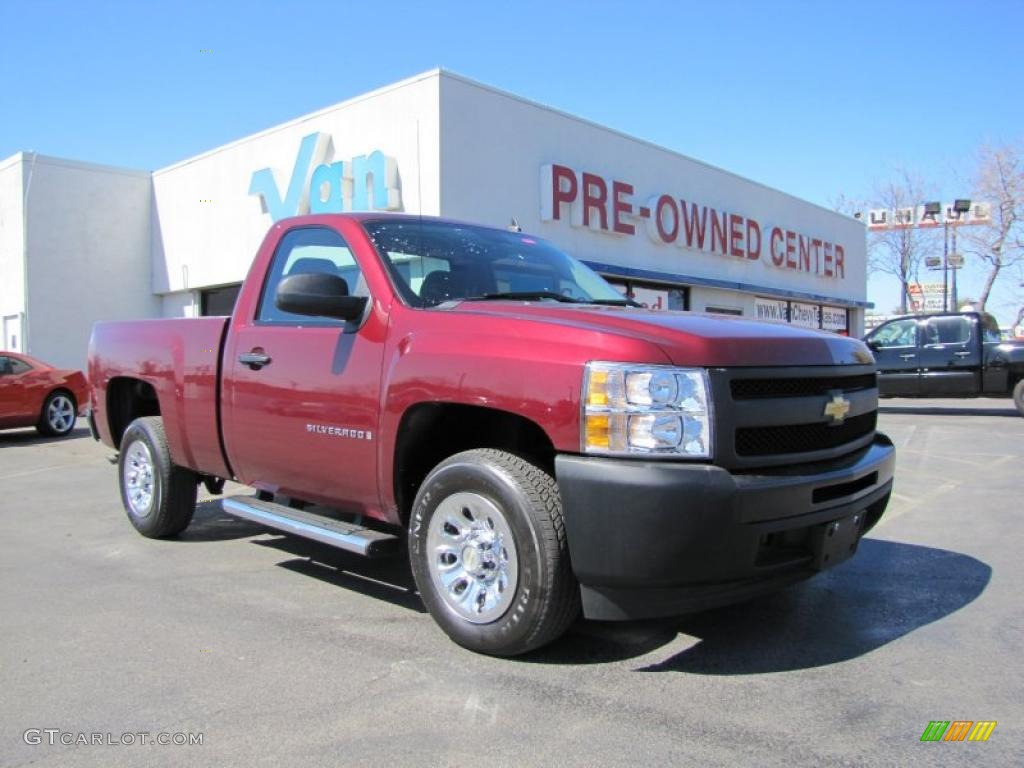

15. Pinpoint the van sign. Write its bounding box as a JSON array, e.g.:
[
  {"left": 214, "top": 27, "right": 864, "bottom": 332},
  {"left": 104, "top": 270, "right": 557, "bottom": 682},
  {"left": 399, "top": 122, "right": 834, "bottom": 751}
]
[{"left": 249, "top": 132, "right": 402, "bottom": 221}]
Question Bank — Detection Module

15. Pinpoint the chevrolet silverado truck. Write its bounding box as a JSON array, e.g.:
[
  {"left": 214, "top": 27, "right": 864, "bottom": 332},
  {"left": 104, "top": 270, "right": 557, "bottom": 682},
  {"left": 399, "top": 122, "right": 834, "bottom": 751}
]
[
  {"left": 88, "top": 214, "right": 895, "bottom": 656},
  {"left": 864, "top": 311, "right": 1024, "bottom": 415}
]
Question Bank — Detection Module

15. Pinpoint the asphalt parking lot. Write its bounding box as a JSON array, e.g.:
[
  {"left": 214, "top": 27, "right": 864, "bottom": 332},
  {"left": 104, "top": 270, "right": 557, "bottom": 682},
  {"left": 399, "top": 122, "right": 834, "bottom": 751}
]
[{"left": 2, "top": 400, "right": 1022, "bottom": 767}]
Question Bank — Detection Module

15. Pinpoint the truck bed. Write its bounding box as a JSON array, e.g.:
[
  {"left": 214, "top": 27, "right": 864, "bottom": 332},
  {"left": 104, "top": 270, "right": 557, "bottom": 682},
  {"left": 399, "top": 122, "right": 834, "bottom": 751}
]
[{"left": 88, "top": 317, "right": 231, "bottom": 478}]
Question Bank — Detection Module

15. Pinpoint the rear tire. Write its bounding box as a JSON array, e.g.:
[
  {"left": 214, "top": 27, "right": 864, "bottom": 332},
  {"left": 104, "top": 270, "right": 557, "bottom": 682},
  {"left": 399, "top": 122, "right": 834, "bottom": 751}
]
[
  {"left": 408, "top": 449, "right": 580, "bottom": 656},
  {"left": 1013, "top": 378, "right": 1024, "bottom": 417},
  {"left": 118, "top": 416, "right": 197, "bottom": 538},
  {"left": 36, "top": 390, "right": 77, "bottom": 437}
]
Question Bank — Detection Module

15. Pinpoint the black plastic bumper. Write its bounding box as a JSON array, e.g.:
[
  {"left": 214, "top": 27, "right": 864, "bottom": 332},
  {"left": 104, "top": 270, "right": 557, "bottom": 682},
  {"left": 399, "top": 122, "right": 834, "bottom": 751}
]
[
  {"left": 85, "top": 408, "right": 99, "bottom": 441},
  {"left": 555, "top": 434, "right": 895, "bottom": 620}
]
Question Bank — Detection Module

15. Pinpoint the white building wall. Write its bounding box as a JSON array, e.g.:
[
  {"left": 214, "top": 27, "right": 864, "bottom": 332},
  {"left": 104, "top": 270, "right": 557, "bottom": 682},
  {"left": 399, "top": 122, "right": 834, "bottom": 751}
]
[
  {"left": 152, "top": 70, "right": 443, "bottom": 300},
  {"left": 24, "top": 156, "right": 157, "bottom": 369},
  {"left": 8, "top": 69, "right": 871, "bottom": 353},
  {"left": 437, "top": 72, "right": 867, "bottom": 329},
  {"left": 0, "top": 154, "right": 26, "bottom": 351}
]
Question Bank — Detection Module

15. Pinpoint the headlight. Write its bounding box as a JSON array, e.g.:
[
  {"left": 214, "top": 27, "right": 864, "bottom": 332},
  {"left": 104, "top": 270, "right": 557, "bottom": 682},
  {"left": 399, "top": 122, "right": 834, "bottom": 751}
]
[{"left": 582, "top": 362, "right": 713, "bottom": 458}]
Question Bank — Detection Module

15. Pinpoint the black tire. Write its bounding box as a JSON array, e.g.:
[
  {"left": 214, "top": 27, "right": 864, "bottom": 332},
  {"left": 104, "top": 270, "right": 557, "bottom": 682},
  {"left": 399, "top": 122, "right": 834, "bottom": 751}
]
[
  {"left": 36, "top": 390, "right": 77, "bottom": 437},
  {"left": 408, "top": 449, "right": 580, "bottom": 656},
  {"left": 118, "top": 416, "right": 197, "bottom": 538},
  {"left": 1014, "top": 378, "right": 1024, "bottom": 418}
]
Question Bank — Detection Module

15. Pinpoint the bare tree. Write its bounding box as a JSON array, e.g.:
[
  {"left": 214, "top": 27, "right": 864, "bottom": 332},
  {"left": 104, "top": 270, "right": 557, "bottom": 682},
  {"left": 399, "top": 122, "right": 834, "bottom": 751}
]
[
  {"left": 960, "top": 142, "right": 1024, "bottom": 309},
  {"left": 865, "top": 169, "right": 937, "bottom": 313}
]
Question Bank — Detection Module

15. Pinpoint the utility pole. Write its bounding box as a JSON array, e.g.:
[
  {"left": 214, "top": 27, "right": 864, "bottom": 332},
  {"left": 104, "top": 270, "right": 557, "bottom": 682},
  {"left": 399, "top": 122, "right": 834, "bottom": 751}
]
[{"left": 949, "top": 199, "right": 972, "bottom": 311}]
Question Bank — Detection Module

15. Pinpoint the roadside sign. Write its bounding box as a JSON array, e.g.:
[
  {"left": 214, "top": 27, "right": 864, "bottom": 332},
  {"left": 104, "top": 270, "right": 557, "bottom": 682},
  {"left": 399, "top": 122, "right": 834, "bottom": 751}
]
[{"left": 865, "top": 202, "right": 991, "bottom": 231}]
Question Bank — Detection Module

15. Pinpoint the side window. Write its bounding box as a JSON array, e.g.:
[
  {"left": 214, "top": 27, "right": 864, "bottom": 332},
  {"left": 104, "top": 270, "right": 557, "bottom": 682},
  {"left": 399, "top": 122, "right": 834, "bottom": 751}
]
[
  {"left": 871, "top": 318, "right": 918, "bottom": 348},
  {"left": 924, "top": 317, "right": 972, "bottom": 346},
  {"left": 257, "top": 227, "right": 368, "bottom": 324},
  {"left": 0, "top": 356, "right": 29, "bottom": 375}
]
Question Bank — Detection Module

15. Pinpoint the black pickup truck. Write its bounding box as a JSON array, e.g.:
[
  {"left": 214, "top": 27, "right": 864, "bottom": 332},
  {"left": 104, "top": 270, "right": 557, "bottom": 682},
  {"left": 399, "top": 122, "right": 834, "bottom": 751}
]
[{"left": 864, "top": 312, "right": 1024, "bottom": 415}]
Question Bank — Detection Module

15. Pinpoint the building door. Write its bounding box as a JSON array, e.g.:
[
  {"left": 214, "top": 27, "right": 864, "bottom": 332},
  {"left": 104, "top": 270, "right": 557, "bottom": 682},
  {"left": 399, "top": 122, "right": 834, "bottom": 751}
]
[
  {"left": 2, "top": 315, "right": 21, "bottom": 352},
  {"left": 200, "top": 284, "right": 242, "bottom": 316}
]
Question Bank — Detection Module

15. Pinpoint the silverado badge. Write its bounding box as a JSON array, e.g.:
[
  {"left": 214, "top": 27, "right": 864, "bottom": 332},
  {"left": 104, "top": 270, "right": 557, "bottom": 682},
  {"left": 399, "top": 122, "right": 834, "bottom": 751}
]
[{"left": 824, "top": 393, "right": 852, "bottom": 425}]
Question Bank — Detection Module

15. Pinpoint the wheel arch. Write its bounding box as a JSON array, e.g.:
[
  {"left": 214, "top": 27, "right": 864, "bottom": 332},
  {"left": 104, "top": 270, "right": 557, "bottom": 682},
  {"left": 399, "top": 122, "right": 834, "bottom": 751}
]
[
  {"left": 393, "top": 402, "right": 556, "bottom": 525},
  {"left": 105, "top": 377, "right": 161, "bottom": 448}
]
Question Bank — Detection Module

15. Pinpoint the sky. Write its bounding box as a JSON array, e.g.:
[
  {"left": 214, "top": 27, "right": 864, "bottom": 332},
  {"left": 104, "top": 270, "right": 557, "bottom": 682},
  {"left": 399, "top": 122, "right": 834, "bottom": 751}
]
[{"left": 2, "top": 0, "right": 1022, "bottom": 326}]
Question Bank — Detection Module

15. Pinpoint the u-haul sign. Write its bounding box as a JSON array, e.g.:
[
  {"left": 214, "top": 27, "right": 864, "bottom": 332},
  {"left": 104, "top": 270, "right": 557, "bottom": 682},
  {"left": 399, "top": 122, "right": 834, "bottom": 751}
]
[{"left": 866, "top": 202, "right": 991, "bottom": 231}]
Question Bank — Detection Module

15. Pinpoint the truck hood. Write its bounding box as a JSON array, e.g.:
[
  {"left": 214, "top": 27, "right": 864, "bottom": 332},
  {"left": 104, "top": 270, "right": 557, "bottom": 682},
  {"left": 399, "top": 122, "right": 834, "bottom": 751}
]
[{"left": 448, "top": 301, "right": 874, "bottom": 367}]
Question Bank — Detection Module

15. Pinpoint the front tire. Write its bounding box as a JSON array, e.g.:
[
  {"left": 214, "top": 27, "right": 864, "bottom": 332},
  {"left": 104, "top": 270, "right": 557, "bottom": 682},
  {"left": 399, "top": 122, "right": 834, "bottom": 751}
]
[
  {"left": 37, "top": 390, "right": 77, "bottom": 436},
  {"left": 408, "top": 449, "right": 580, "bottom": 656},
  {"left": 118, "top": 416, "right": 197, "bottom": 538},
  {"left": 1014, "top": 378, "right": 1024, "bottom": 417}
]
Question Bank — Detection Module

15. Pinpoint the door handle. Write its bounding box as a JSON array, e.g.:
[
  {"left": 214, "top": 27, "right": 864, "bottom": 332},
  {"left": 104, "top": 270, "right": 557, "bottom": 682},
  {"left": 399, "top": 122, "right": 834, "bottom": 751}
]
[
  {"left": 239, "top": 351, "right": 272, "bottom": 370},
  {"left": 954, "top": 351, "right": 971, "bottom": 357},
  {"left": 899, "top": 354, "right": 917, "bottom": 360}
]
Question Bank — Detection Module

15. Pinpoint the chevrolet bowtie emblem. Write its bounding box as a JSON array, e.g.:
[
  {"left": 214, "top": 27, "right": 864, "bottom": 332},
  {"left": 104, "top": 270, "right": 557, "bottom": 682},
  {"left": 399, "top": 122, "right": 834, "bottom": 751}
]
[{"left": 824, "top": 393, "right": 851, "bottom": 424}]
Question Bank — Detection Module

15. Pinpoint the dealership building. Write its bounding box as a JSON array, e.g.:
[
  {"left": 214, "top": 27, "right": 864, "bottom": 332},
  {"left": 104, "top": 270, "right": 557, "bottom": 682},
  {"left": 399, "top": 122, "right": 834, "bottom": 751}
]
[{"left": 0, "top": 69, "right": 868, "bottom": 370}]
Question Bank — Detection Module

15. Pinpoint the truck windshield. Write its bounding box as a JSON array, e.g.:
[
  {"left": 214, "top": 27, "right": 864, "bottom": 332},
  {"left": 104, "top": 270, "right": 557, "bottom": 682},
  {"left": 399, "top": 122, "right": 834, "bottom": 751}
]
[{"left": 362, "top": 219, "right": 630, "bottom": 308}]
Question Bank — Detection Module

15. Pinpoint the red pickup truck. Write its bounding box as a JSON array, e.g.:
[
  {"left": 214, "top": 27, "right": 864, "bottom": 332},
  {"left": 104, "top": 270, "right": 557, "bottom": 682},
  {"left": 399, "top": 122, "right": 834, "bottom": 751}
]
[{"left": 88, "top": 214, "right": 895, "bottom": 656}]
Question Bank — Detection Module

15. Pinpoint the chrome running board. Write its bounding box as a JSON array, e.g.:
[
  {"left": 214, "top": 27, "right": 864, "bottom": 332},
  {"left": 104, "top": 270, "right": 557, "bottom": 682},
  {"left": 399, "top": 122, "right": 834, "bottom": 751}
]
[{"left": 222, "top": 496, "right": 399, "bottom": 557}]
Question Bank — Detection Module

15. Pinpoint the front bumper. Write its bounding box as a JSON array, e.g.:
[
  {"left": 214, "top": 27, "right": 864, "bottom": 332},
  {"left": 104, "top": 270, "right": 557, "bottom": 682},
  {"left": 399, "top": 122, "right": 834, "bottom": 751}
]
[{"left": 555, "top": 434, "right": 895, "bottom": 620}]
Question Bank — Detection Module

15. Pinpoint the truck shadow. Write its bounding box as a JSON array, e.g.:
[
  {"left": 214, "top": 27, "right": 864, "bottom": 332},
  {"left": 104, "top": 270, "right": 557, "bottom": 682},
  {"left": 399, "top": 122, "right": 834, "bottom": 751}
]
[
  {"left": 174, "top": 509, "right": 992, "bottom": 671},
  {"left": 254, "top": 534, "right": 426, "bottom": 614},
  {"left": 175, "top": 499, "right": 424, "bottom": 610},
  {"left": 176, "top": 500, "right": 267, "bottom": 542},
  {"left": 531, "top": 539, "right": 991, "bottom": 672},
  {"left": 878, "top": 405, "right": 1019, "bottom": 417}
]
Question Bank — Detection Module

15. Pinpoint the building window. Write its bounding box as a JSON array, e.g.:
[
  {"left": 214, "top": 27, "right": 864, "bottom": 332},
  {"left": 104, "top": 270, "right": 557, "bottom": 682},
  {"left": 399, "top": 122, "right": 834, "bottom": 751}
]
[
  {"left": 605, "top": 279, "right": 689, "bottom": 311},
  {"left": 200, "top": 284, "right": 242, "bottom": 317}
]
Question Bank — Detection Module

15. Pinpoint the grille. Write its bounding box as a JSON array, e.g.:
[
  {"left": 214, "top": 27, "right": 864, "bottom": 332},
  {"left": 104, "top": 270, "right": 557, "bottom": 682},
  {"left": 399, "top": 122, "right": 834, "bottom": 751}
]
[
  {"left": 730, "top": 374, "right": 877, "bottom": 400},
  {"left": 735, "top": 412, "right": 877, "bottom": 457}
]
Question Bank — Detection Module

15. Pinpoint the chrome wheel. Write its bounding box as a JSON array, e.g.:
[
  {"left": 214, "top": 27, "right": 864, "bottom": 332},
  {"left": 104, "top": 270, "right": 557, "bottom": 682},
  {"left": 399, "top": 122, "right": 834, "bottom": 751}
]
[
  {"left": 47, "top": 394, "right": 75, "bottom": 434},
  {"left": 425, "top": 491, "right": 519, "bottom": 624},
  {"left": 124, "top": 441, "right": 156, "bottom": 518}
]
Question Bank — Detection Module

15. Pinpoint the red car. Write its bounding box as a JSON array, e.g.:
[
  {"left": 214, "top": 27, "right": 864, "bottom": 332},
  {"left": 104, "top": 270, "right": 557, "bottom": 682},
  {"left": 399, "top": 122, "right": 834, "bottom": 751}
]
[{"left": 0, "top": 352, "right": 88, "bottom": 437}]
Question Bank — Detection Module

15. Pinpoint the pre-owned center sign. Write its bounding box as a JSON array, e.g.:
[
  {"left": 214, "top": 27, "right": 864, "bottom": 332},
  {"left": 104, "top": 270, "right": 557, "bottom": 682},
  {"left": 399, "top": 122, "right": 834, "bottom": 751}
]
[{"left": 540, "top": 164, "right": 847, "bottom": 280}]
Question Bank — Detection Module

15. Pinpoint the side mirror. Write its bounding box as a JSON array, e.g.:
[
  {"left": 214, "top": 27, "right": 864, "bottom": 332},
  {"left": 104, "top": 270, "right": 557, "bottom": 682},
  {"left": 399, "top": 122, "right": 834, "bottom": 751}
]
[
  {"left": 865, "top": 339, "right": 881, "bottom": 352},
  {"left": 275, "top": 273, "right": 368, "bottom": 322}
]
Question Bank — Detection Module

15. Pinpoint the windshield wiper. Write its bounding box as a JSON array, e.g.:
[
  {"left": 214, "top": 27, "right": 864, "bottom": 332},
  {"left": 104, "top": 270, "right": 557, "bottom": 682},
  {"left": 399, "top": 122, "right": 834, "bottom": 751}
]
[
  {"left": 465, "top": 291, "right": 581, "bottom": 303},
  {"left": 463, "top": 292, "right": 641, "bottom": 307},
  {"left": 588, "top": 298, "right": 642, "bottom": 307}
]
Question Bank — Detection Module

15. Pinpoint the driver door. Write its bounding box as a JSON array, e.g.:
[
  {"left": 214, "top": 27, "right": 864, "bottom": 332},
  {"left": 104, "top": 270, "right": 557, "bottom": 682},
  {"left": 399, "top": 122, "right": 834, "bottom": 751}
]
[
  {"left": 222, "top": 226, "right": 386, "bottom": 515},
  {"left": 0, "top": 355, "right": 33, "bottom": 425},
  {"left": 866, "top": 318, "right": 921, "bottom": 396}
]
